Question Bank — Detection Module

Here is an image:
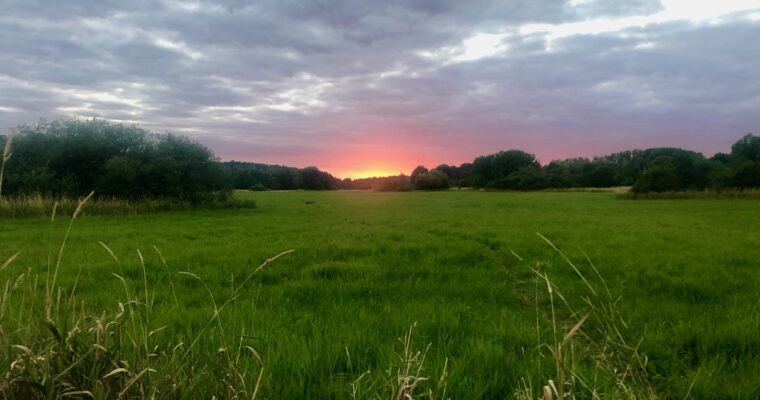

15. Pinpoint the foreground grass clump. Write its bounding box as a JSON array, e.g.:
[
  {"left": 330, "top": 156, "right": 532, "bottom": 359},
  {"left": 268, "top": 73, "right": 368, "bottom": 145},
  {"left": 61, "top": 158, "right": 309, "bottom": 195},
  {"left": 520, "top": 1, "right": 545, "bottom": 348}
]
[
  {"left": 513, "top": 235, "right": 655, "bottom": 400},
  {"left": 0, "top": 196, "right": 282, "bottom": 398},
  {"left": 0, "top": 195, "right": 255, "bottom": 218},
  {"left": 1, "top": 191, "right": 759, "bottom": 398}
]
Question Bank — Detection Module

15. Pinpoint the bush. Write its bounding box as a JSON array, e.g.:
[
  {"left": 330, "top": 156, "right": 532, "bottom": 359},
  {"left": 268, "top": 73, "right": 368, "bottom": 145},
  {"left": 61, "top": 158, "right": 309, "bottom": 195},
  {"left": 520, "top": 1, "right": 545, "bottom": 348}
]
[{"left": 3, "top": 119, "right": 232, "bottom": 201}]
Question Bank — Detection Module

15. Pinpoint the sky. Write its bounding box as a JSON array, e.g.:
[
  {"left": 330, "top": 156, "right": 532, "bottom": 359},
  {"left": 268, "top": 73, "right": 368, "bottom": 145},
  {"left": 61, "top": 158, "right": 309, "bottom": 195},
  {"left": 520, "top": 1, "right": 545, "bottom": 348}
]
[{"left": 0, "top": 1, "right": 759, "bottom": 178}]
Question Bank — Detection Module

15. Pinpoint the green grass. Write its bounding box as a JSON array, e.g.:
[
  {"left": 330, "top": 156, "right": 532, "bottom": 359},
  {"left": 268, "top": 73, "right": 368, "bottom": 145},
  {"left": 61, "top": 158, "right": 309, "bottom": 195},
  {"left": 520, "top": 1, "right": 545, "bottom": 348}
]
[
  {"left": 619, "top": 188, "right": 760, "bottom": 200},
  {"left": 1, "top": 191, "right": 759, "bottom": 398}
]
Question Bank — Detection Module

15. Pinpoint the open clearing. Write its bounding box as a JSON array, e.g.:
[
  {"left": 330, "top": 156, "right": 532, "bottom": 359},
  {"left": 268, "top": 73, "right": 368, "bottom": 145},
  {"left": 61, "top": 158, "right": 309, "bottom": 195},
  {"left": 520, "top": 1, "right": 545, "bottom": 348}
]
[{"left": 2, "top": 191, "right": 760, "bottom": 398}]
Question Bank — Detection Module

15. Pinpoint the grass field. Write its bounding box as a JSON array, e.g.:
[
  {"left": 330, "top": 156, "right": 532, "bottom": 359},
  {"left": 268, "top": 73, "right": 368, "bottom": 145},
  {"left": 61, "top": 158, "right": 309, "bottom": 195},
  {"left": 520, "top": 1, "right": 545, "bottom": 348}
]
[{"left": 1, "top": 191, "right": 759, "bottom": 399}]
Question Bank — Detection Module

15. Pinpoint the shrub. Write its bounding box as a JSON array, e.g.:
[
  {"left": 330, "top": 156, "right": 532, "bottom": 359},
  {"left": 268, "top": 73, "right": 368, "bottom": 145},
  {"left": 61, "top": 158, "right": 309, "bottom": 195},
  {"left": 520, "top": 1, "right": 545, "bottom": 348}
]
[{"left": 4, "top": 119, "right": 232, "bottom": 201}]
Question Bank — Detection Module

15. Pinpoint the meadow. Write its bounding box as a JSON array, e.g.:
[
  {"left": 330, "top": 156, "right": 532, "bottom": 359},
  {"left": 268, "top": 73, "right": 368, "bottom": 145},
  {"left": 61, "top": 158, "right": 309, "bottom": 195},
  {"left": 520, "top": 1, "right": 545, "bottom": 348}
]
[{"left": 1, "top": 191, "right": 759, "bottom": 399}]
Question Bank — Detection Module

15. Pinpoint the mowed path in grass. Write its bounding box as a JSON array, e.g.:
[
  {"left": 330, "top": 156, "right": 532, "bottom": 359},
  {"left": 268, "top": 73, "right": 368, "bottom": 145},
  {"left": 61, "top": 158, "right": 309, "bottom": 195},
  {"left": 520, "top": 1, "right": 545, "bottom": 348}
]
[{"left": 2, "top": 191, "right": 760, "bottom": 398}]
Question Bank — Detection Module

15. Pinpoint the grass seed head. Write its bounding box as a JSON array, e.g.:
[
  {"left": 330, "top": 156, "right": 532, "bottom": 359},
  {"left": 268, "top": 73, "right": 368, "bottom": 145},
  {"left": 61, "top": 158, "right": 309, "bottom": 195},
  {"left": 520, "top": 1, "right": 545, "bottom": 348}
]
[{"left": 2, "top": 129, "right": 12, "bottom": 162}]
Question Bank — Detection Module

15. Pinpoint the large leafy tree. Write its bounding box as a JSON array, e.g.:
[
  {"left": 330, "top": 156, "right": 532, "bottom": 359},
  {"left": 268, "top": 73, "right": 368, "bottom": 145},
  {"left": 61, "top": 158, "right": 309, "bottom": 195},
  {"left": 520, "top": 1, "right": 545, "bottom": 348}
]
[
  {"left": 4, "top": 119, "right": 231, "bottom": 201},
  {"left": 472, "top": 150, "right": 538, "bottom": 187},
  {"left": 410, "top": 165, "right": 429, "bottom": 185},
  {"left": 731, "top": 134, "right": 760, "bottom": 162}
]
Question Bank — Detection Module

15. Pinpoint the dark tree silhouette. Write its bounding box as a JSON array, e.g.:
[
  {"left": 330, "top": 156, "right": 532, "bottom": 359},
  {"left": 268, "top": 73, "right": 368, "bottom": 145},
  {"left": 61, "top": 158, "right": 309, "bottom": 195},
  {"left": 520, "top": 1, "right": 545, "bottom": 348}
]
[
  {"left": 410, "top": 166, "right": 429, "bottom": 185},
  {"left": 4, "top": 119, "right": 231, "bottom": 201}
]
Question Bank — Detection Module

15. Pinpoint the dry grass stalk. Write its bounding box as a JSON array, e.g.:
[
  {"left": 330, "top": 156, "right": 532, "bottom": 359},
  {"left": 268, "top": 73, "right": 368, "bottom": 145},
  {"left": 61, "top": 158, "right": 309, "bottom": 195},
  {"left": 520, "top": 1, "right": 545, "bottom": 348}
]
[
  {"left": 1, "top": 251, "right": 21, "bottom": 273},
  {"left": 348, "top": 323, "right": 448, "bottom": 400},
  {"left": 512, "top": 234, "right": 656, "bottom": 400},
  {"left": 0, "top": 128, "right": 14, "bottom": 199},
  {"left": 394, "top": 324, "right": 430, "bottom": 400}
]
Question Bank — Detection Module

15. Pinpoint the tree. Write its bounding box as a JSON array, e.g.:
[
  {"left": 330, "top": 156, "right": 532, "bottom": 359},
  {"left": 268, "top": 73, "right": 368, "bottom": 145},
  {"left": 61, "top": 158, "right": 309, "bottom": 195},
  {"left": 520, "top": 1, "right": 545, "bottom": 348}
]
[
  {"left": 583, "top": 162, "right": 616, "bottom": 187},
  {"left": 710, "top": 152, "right": 733, "bottom": 165},
  {"left": 493, "top": 166, "right": 550, "bottom": 190},
  {"left": 472, "top": 150, "right": 538, "bottom": 187},
  {"left": 632, "top": 164, "right": 682, "bottom": 193},
  {"left": 625, "top": 148, "right": 711, "bottom": 193},
  {"left": 97, "top": 156, "right": 139, "bottom": 197},
  {"left": 377, "top": 175, "right": 412, "bottom": 191},
  {"left": 732, "top": 162, "right": 760, "bottom": 189},
  {"left": 301, "top": 166, "right": 338, "bottom": 190},
  {"left": 434, "top": 164, "right": 454, "bottom": 177},
  {"left": 222, "top": 161, "right": 341, "bottom": 191},
  {"left": 731, "top": 133, "right": 760, "bottom": 162},
  {"left": 545, "top": 158, "right": 590, "bottom": 188},
  {"left": 707, "top": 163, "right": 735, "bottom": 191},
  {"left": 410, "top": 166, "right": 429, "bottom": 185},
  {"left": 414, "top": 169, "right": 450, "bottom": 190},
  {"left": 4, "top": 119, "right": 231, "bottom": 201},
  {"left": 434, "top": 163, "right": 474, "bottom": 187}
]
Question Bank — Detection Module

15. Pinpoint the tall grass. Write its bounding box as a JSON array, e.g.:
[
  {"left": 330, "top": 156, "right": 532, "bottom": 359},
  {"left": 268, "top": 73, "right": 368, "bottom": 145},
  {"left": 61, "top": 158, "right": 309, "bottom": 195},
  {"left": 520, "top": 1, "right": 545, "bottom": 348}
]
[
  {"left": 0, "top": 193, "right": 449, "bottom": 399},
  {"left": 512, "top": 234, "right": 655, "bottom": 400},
  {"left": 348, "top": 324, "right": 449, "bottom": 400},
  {"left": 2, "top": 191, "right": 737, "bottom": 398},
  {"left": 0, "top": 195, "right": 256, "bottom": 218},
  {"left": 0, "top": 194, "right": 291, "bottom": 398}
]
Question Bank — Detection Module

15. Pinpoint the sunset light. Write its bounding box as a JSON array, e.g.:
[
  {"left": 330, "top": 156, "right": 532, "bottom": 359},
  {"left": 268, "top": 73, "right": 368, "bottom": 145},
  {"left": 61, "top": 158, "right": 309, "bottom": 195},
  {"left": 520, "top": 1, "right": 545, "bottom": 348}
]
[
  {"left": 2, "top": 0, "right": 758, "bottom": 176},
  {"left": 2, "top": 1, "right": 760, "bottom": 398},
  {"left": 340, "top": 168, "right": 405, "bottom": 180}
]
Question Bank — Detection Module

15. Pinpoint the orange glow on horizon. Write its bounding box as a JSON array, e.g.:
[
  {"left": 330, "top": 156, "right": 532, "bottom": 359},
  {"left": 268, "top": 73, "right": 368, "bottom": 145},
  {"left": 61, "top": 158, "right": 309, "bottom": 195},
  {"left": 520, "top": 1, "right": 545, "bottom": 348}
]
[
  {"left": 325, "top": 152, "right": 416, "bottom": 180},
  {"left": 338, "top": 168, "right": 405, "bottom": 179},
  {"left": 313, "top": 140, "right": 451, "bottom": 179}
]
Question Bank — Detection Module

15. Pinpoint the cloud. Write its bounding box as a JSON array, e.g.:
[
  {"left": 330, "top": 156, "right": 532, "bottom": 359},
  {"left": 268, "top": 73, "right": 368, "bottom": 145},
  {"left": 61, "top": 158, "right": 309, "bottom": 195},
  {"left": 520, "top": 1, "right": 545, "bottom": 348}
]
[{"left": 0, "top": 0, "right": 758, "bottom": 176}]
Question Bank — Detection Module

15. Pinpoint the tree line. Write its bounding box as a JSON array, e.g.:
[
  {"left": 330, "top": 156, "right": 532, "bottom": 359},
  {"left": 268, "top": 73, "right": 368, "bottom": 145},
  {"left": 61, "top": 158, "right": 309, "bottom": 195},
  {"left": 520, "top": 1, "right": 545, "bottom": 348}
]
[
  {"left": 1, "top": 119, "right": 758, "bottom": 198},
  {"left": 0, "top": 119, "right": 345, "bottom": 198},
  {"left": 226, "top": 161, "right": 339, "bottom": 191},
  {"left": 334, "top": 134, "right": 760, "bottom": 193}
]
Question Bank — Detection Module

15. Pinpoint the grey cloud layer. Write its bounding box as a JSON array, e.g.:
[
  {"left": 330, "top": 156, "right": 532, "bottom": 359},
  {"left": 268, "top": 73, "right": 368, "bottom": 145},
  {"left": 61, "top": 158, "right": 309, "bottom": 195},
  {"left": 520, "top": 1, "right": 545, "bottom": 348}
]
[{"left": 1, "top": 0, "right": 758, "bottom": 171}]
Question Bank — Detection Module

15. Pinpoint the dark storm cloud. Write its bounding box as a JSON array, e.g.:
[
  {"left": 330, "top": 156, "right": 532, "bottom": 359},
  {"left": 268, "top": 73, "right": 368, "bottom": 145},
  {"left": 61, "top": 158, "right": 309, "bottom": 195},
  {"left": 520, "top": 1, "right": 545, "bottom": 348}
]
[{"left": 1, "top": 0, "right": 758, "bottom": 175}]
